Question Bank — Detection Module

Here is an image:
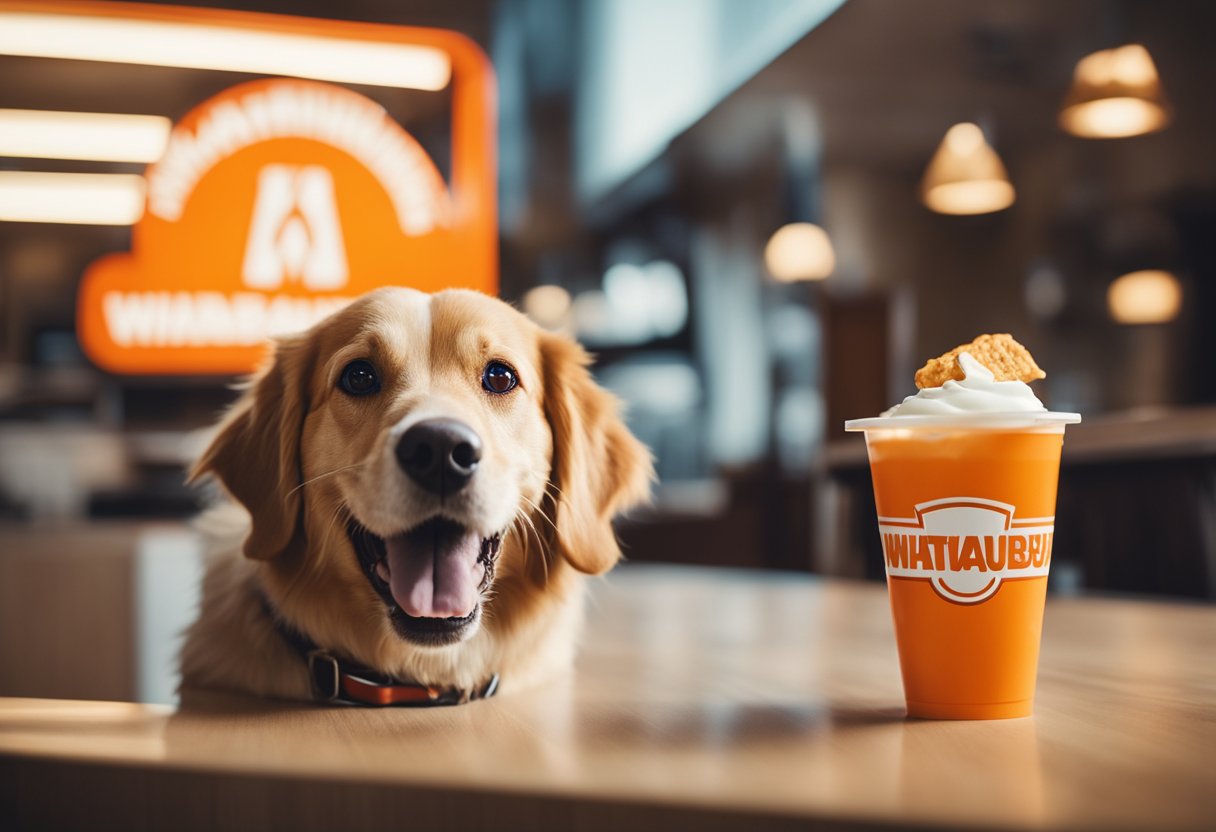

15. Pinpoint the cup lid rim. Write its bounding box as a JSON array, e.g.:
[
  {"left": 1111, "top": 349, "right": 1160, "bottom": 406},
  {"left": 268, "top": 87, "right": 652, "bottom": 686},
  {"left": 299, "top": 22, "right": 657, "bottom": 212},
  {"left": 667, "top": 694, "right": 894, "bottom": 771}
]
[{"left": 844, "top": 412, "right": 1082, "bottom": 431}]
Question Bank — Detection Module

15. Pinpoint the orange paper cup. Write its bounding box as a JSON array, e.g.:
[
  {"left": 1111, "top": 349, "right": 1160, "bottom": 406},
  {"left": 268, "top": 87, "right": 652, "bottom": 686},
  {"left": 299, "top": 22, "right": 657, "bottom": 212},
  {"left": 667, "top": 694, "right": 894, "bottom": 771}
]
[{"left": 845, "top": 412, "right": 1080, "bottom": 720}]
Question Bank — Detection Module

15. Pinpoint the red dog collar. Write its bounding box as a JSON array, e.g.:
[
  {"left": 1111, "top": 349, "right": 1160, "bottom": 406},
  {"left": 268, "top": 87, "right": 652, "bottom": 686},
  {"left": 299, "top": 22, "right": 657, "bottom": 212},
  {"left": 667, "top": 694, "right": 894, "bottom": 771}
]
[
  {"left": 260, "top": 591, "right": 498, "bottom": 707},
  {"left": 307, "top": 649, "right": 499, "bottom": 707}
]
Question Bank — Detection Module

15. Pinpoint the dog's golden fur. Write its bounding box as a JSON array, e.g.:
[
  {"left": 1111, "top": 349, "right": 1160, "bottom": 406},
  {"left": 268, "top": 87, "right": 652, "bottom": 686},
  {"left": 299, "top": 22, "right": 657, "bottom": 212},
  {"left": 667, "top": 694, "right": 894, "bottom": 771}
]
[{"left": 180, "top": 288, "right": 652, "bottom": 700}]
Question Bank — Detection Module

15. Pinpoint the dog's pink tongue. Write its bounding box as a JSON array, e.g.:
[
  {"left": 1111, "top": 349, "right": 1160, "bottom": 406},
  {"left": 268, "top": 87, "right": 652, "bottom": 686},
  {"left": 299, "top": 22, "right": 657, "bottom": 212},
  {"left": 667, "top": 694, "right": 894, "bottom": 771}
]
[{"left": 385, "top": 523, "right": 483, "bottom": 619}]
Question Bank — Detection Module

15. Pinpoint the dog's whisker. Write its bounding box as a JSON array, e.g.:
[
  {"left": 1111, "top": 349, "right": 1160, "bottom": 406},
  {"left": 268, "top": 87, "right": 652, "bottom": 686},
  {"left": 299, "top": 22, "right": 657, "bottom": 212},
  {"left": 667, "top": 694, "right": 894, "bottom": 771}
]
[
  {"left": 508, "top": 514, "right": 530, "bottom": 567},
  {"left": 284, "top": 501, "right": 350, "bottom": 599},
  {"left": 520, "top": 510, "right": 544, "bottom": 561},
  {"left": 513, "top": 508, "right": 548, "bottom": 583},
  {"left": 518, "top": 493, "right": 559, "bottom": 536},
  {"left": 326, "top": 503, "right": 356, "bottom": 566},
  {"left": 541, "top": 480, "right": 567, "bottom": 502},
  {"left": 518, "top": 496, "right": 559, "bottom": 582},
  {"left": 265, "top": 506, "right": 335, "bottom": 609},
  {"left": 287, "top": 463, "right": 369, "bottom": 498},
  {"left": 512, "top": 507, "right": 535, "bottom": 543}
]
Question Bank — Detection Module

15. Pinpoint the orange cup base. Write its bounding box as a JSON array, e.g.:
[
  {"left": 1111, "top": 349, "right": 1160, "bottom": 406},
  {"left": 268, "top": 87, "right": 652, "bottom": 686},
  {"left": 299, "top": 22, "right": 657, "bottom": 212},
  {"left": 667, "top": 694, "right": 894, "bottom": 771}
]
[{"left": 906, "top": 699, "right": 1033, "bottom": 720}]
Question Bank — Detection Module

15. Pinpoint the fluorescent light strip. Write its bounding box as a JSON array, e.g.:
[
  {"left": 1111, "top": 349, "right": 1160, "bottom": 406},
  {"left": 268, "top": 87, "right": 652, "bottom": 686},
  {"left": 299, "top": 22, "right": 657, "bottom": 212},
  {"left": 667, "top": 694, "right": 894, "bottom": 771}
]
[
  {"left": 0, "top": 109, "right": 171, "bottom": 163},
  {"left": 0, "top": 171, "right": 145, "bottom": 225},
  {"left": 0, "top": 12, "right": 452, "bottom": 91}
]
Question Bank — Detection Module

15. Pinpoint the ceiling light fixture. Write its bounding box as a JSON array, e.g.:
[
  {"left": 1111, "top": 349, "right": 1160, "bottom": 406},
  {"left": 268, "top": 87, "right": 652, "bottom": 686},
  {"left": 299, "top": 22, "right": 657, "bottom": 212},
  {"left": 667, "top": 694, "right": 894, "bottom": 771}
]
[
  {"left": 0, "top": 171, "right": 145, "bottom": 225},
  {"left": 0, "top": 108, "right": 171, "bottom": 163},
  {"left": 764, "top": 222, "right": 836, "bottom": 282},
  {"left": 921, "top": 123, "right": 1015, "bottom": 216},
  {"left": 1107, "top": 269, "right": 1182, "bottom": 324},
  {"left": 0, "top": 11, "right": 451, "bottom": 91},
  {"left": 1059, "top": 44, "right": 1169, "bottom": 139},
  {"left": 522, "top": 285, "right": 573, "bottom": 330}
]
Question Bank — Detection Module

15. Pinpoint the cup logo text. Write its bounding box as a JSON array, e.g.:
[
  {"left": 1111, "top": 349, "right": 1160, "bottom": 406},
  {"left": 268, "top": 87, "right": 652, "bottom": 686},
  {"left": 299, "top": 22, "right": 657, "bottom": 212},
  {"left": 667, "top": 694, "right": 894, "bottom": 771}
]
[{"left": 878, "top": 498, "right": 1053, "bottom": 604}]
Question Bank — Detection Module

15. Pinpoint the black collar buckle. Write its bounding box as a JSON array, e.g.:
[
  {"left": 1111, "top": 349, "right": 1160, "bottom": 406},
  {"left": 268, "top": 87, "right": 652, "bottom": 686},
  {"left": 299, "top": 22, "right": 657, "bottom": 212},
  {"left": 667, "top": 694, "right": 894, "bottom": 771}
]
[{"left": 307, "top": 650, "right": 341, "bottom": 702}]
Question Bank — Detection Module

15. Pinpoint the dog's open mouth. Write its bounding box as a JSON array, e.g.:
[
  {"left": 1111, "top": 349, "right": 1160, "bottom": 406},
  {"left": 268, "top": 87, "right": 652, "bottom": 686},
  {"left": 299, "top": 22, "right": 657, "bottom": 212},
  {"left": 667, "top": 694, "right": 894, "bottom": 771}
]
[{"left": 348, "top": 517, "right": 501, "bottom": 646}]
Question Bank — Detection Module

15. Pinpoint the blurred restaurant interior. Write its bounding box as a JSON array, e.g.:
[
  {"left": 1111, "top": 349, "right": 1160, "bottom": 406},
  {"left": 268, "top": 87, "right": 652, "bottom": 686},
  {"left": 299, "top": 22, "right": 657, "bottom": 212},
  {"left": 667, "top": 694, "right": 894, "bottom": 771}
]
[{"left": 1, "top": 0, "right": 1215, "bottom": 707}]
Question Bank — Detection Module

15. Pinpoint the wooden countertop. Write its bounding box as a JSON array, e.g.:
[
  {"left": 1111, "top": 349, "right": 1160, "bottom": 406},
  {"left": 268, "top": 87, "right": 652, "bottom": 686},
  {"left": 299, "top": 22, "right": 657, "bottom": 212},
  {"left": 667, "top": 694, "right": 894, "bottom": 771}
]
[{"left": 2, "top": 564, "right": 1214, "bottom": 831}]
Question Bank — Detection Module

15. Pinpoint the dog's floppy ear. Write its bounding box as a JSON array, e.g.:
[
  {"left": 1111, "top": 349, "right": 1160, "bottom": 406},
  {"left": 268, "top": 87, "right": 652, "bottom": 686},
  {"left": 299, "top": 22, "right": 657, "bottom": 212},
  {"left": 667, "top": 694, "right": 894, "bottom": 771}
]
[
  {"left": 540, "top": 333, "right": 653, "bottom": 575},
  {"left": 189, "top": 335, "right": 313, "bottom": 562}
]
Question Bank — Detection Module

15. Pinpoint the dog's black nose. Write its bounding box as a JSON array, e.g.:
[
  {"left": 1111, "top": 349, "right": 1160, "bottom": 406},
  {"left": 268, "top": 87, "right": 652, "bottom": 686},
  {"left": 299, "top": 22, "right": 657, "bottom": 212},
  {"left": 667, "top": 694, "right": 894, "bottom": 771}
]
[{"left": 396, "top": 418, "right": 482, "bottom": 496}]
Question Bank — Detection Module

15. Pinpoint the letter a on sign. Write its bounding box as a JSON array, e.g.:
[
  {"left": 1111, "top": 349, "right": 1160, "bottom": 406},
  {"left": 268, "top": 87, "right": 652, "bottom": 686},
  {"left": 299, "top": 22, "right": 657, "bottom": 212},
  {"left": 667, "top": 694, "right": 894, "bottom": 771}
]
[
  {"left": 242, "top": 166, "right": 348, "bottom": 292},
  {"left": 73, "top": 4, "right": 496, "bottom": 374}
]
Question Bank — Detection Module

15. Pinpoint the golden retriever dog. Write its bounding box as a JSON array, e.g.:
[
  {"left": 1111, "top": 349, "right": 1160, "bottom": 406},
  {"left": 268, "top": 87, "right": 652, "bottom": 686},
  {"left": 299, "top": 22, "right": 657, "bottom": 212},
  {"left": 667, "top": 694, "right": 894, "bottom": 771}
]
[{"left": 180, "top": 287, "right": 652, "bottom": 704}]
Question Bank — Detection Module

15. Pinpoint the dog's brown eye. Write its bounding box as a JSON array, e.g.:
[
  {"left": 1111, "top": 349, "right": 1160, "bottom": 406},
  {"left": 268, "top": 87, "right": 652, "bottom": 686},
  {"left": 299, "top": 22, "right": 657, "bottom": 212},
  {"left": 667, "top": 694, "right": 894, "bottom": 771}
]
[
  {"left": 482, "top": 361, "right": 518, "bottom": 394},
  {"left": 340, "top": 360, "right": 380, "bottom": 396}
]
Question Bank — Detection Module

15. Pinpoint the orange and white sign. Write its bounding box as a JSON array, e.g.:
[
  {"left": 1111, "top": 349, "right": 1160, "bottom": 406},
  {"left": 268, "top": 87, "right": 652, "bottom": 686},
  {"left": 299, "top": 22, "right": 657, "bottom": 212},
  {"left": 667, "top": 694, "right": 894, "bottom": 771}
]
[
  {"left": 66, "top": 4, "right": 496, "bottom": 374},
  {"left": 879, "top": 498, "right": 1054, "bottom": 604}
]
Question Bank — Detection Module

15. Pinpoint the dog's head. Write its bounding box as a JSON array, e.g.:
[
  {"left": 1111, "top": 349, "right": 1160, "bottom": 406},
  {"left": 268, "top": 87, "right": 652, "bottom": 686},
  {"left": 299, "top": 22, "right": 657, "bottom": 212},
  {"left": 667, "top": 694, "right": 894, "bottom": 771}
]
[{"left": 191, "top": 288, "right": 652, "bottom": 662}]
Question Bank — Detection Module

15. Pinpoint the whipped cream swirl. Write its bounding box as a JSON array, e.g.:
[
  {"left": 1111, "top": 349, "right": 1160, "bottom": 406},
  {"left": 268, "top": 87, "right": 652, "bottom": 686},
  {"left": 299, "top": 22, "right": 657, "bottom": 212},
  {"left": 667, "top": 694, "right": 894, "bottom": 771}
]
[{"left": 883, "top": 353, "right": 1046, "bottom": 416}]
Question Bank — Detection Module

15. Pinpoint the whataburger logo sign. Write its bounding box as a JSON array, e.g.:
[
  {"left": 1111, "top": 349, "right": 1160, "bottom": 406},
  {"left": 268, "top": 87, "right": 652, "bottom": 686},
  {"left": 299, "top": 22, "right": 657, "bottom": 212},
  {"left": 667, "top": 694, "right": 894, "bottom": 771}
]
[
  {"left": 79, "top": 59, "right": 495, "bottom": 375},
  {"left": 879, "top": 498, "right": 1054, "bottom": 604}
]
